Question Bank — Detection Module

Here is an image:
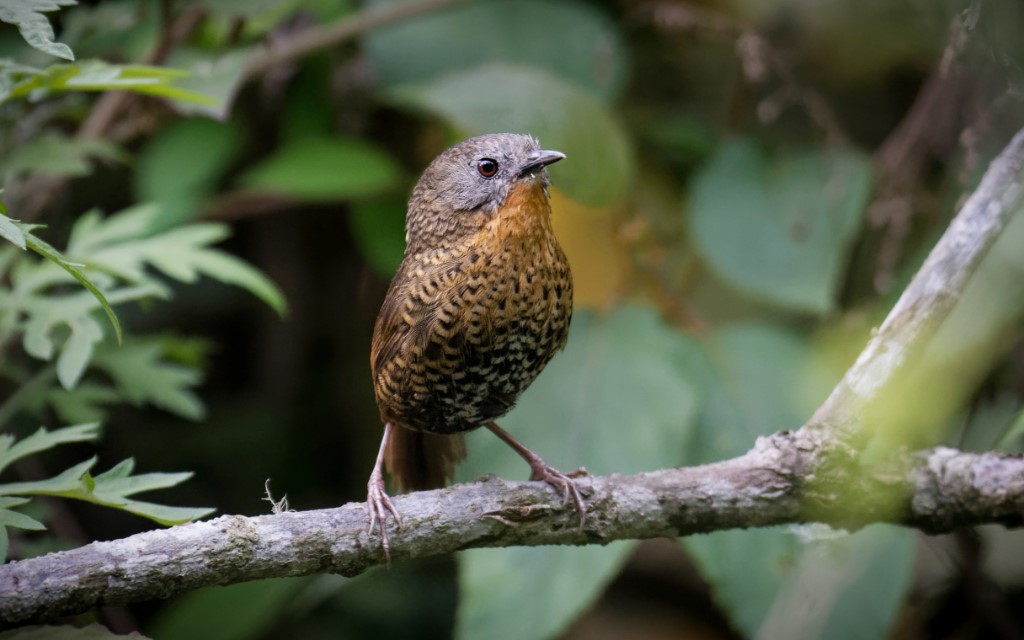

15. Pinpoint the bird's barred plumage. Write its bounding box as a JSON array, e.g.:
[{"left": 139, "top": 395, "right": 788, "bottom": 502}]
[
  {"left": 366, "top": 133, "right": 581, "bottom": 537},
  {"left": 371, "top": 177, "right": 572, "bottom": 436}
]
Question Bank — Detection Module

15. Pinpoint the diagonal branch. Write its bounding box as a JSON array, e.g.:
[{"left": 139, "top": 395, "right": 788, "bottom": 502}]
[{"left": 2, "top": 121, "right": 1023, "bottom": 628}]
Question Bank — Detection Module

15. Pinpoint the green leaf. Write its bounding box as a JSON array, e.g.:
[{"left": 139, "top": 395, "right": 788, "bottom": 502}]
[
  {"left": 21, "top": 226, "right": 122, "bottom": 343},
  {"left": 349, "top": 199, "right": 406, "bottom": 276},
  {"left": 135, "top": 117, "right": 245, "bottom": 226},
  {"left": 0, "top": 423, "right": 100, "bottom": 475},
  {"left": 757, "top": 526, "right": 916, "bottom": 640},
  {"left": 456, "top": 305, "right": 700, "bottom": 640},
  {"left": 688, "top": 527, "right": 802, "bottom": 634},
  {"left": 0, "top": 496, "right": 46, "bottom": 562},
  {"left": 997, "top": 408, "right": 1024, "bottom": 452},
  {"left": 0, "top": 0, "right": 76, "bottom": 61},
  {"left": 364, "top": 0, "right": 627, "bottom": 101},
  {"left": 181, "top": 250, "right": 287, "bottom": 317},
  {"left": 1, "top": 133, "right": 127, "bottom": 178},
  {"left": 0, "top": 211, "right": 26, "bottom": 249},
  {"left": 1, "top": 456, "right": 213, "bottom": 525},
  {"left": 47, "top": 383, "right": 121, "bottom": 424},
  {"left": 148, "top": 578, "right": 307, "bottom": 640},
  {"left": 239, "top": 137, "right": 402, "bottom": 202},
  {"left": 56, "top": 315, "right": 103, "bottom": 388},
  {"left": 390, "top": 62, "right": 634, "bottom": 208},
  {"left": 685, "top": 323, "right": 832, "bottom": 464},
  {"left": 0, "top": 506, "right": 45, "bottom": 531},
  {"left": 690, "top": 139, "right": 873, "bottom": 314},
  {"left": 164, "top": 47, "right": 252, "bottom": 119},
  {"left": 681, "top": 324, "right": 834, "bottom": 634},
  {"left": 64, "top": 204, "right": 287, "bottom": 316},
  {"left": 0, "top": 60, "right": 215, "bottom": 106},
  {"left": 92, "top": 339, "right": 205, "bottom": 421},
  {"left": 958, "top": 394, "right": 1022, "bottom": 453},
  {"left": 0, "top": 457, "right": 96, "bottom": 495},
  {"left": 680, "top": 324, "right": 913, "bottom": 639}
]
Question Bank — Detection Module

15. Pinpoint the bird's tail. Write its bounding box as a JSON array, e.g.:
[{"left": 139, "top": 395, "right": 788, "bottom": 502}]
[{"left": 384, "top": 427, "right": 466, "bottom": 492}]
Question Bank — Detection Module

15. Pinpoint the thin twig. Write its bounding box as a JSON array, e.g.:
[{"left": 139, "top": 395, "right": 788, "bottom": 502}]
[{"left": 242, "top": 0, "right": 475, "bottom": 81}]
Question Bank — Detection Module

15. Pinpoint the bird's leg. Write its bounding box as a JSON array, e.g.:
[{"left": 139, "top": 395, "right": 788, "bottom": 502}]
[
  {"left": 366, "top": 422, "right": 402, "bottom": 565},
  {"left": 485, "top": 421, "right": 587, "bottom": 529}
]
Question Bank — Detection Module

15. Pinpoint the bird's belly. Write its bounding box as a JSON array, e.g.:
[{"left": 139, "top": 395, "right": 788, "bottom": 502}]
[{"left": 390, "top": 290, "right": 570, "bottom": 435}]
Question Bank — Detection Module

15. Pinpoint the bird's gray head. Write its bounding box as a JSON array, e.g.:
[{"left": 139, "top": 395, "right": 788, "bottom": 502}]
[{"left": 404, "top": 133, "right": 565, "bottom": 251}]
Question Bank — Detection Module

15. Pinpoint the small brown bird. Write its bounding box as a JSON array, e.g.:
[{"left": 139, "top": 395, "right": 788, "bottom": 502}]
[{"left": 366, "top": 133, "right": 584, "bottom": 558}]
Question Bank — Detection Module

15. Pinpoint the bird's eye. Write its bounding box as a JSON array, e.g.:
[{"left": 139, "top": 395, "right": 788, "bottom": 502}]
[{"left": 477, "top": 158, "right": 499, "bottom": 178}]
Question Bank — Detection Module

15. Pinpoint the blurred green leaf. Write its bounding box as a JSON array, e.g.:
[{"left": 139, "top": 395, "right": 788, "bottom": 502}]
[
  {"left": 58, "top": 0, "right": 155, "bottom": 61},
  {"left": 148, "top": 578, "right": 308, "bottom": 640},
  {"left": 240, "top": 137, "right": 401, "bottom": 202},
  {"left": 690, "top": 139, "right": 872, "bottom": 314},
  {"left": 179, "top": 249, "right": 287, "bottom": 317},
  {"left": 997, "top": 408, "right": 1024, "bottom": 452},
  {"left": 47, "top": 383, "right": 121, "bottom": 424},
  {"left": 682, "top": 324, "right": 830, "bottom": 634},
  {"left": 350, "top": 199, "right": 406, "bottom": 276},
  {"left": 135, "top": 117, "right": 245, "bottom": 225},
  {"left": 459, "top": 541, "right": 635, "bottom": 640},
  {"left": 91, "top": 338, "right": 205, "bottom": 421},
  {"left": 0, "top": 211, "right": 25, "bottom": 249},
  {"left": 280, "top": 59, "right": 333, "bottom": 142},
  {"left": 390, "top": 62, "right": 634, "bottom": 208},
  {"left": 682, "top": 326, "right": 911, "bottom": 637},
  {"left": 958, "top": 394, "right": 1022, "bottom": 453},
  {"left": 456, "top": 305, "right": 699, "bottom": 640},
  {"left": 0, "top": 0, "right": 76, "bottom": 61},
  {"left": 56, "top": 315, "right": 103, "bottom": 388},
  {"left": 364, "top": 0, "right": 627, "bottom": 101},
  {"left": 757, "top": 526, "right": 916, "bottom": 640},
  {"left": 685, "top": 323, "right": 829, "bottom": 464},
  {"left": 689, "top": 527, "right": 802, "bottom": 634},
  {"left": 67, "top": 204, "right": 287, "bottom": 316},
  {"left": 0, "top": 60, "right": 215, "bottom": 105},
  {"left": 165, "top": 47, "right": 252, "bottom": 119},
  {"left": 1, "top": 133, "right": 127, "bottom": 178},
  {"left": 5, "top": 205, "right": 282, "bottom": 398}
]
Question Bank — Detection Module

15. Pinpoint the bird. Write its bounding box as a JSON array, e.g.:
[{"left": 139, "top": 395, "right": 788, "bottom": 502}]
[{"left": 365, "top": 132, "right": 584, "bottom": 560}]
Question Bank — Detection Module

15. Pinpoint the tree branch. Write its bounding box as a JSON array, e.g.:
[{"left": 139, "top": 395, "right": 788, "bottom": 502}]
[
  {"left": 812, "top": 126, "right": 1024, "bottom": 435},
  {"left": 1, "top": 440, "right": 1021, "bottom": 625},
  {"left": 2, "top": 108, "right": 1023, "bottom": 629},
  {"left": 241, "top": 0, "right": 474, "bottom": 81}
]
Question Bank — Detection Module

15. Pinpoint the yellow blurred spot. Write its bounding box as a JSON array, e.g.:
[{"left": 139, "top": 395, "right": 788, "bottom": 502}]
[{"left": 549, "top": 187, "right": 627, "bottom": 309}]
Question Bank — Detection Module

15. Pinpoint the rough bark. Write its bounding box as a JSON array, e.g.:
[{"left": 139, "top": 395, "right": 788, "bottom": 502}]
[{"left": 0, "top": 441, "right": 1021, "bottom": 625}]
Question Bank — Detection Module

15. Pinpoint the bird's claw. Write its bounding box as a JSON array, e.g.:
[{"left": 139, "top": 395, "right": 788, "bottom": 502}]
[
  {"left": 528, "top": 462, "right": 587, "bottom": 530},
  {"left": 366, "top": 476, "right": 401, "bottom": 565}
]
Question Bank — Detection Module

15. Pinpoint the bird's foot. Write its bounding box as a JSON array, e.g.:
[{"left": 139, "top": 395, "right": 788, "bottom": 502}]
[
  {"left": 366, "top": 472, "right": 401, "bottom": 566},
  {"left": 528, "top": 461, "right": 588, "bottom": 530}
]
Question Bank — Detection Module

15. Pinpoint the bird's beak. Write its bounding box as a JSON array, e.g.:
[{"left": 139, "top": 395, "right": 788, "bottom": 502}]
[{"left": 518, "top": 149, "right": 565, "bottom": 177}]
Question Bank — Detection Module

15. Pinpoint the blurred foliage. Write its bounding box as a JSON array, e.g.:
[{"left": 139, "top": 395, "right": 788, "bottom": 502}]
[
  {"left": 0, "top": 0, "right": 1023, "bottom": 638},
  {"left": 0, "top": 0, "right": 281, "bottom": 567}
]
